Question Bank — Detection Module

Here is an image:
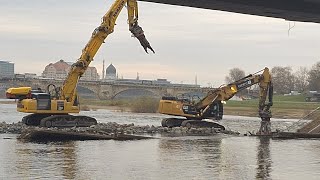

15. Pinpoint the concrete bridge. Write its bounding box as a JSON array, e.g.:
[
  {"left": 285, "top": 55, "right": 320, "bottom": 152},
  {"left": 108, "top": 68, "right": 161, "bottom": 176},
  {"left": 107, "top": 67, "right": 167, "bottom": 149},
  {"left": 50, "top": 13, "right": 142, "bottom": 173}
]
[{"left": 0, "top": 79, "right": 212, "bottom": 99}]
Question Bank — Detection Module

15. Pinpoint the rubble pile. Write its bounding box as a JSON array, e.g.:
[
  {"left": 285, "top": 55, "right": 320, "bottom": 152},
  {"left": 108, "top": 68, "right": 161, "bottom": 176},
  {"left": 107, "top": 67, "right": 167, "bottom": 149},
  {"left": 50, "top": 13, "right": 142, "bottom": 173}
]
[
  {"left": 0, "top": 121, "right": 26, "bottom": 134},
  {"left": 62, "top": 122, "right": 239, "bottom": 136},
  {"left": 0, "top": 121, "right": 240, "bottom": 136}
]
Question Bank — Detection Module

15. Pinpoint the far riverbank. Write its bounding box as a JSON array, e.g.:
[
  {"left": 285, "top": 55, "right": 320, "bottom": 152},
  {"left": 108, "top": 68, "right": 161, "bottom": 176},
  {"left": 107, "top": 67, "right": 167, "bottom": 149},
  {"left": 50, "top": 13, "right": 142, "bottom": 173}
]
[{"left": 1, "top": 95, "right": 319, "bottom": 120}]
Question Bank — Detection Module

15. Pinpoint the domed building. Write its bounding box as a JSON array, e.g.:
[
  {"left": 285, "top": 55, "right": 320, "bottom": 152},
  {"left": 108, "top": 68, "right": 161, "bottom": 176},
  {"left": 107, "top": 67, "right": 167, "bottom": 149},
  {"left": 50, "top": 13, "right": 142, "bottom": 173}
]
[{"left": 106, "top": 63, "right": 117, "bottom": 79}]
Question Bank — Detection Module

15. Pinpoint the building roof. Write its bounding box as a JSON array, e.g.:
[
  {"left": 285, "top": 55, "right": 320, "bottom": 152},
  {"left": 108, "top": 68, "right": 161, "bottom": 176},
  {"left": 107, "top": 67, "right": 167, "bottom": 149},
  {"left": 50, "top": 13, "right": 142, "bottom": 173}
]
[
  {"left": 106, "top": 63, "right": 116, "bottom": 74},
  {"left": 44, "top": 59, "right": 69, "bottom": 72},
  {"left": 0, "top": 60, "right": 14, "bottom": 64},
  {"left": 88, "top": 66, "right": 97, "bottom": 71}
]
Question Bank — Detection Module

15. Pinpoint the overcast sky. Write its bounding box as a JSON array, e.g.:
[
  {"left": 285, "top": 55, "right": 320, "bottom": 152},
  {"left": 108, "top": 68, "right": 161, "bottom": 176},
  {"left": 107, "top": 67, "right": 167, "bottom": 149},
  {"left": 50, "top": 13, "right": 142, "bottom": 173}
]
[{"left": 1, "top": 0, "right": 320, "bottom": 86}]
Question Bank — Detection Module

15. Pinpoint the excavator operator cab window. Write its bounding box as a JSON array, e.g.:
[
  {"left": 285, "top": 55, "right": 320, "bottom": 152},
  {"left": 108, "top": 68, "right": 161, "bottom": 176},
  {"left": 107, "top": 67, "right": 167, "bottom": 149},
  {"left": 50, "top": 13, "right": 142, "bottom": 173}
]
[
  {"left": 73, "top": 96, "right": 79, "bottom": 106},
  {"left": 161, "top": 96, "right": 177, "bottom": 101},
  {"left": 32, "top": 93, "right": 51, "bottom": 110},
  {"left": 176, "top": 94, "right": 191, "bottom": 103},
  {"left": 202, "top": 101, "right": 223, "bottom": 120},
  {"left": 191, "top": 95, "right": 201, "bottom": 104}
]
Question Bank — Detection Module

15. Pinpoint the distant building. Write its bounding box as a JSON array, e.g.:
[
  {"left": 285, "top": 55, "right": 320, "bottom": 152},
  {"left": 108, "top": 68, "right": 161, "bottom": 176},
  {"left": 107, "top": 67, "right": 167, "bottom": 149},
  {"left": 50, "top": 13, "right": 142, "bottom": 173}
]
[
  {"left": 42, "top": 59, "right": 99, "bottom": 81},
  {"left": 81, "top": 67, "right": 99, "bottom": 81},
  {"left": 24, "top": 73, "right": 37, "bottom": 79},
  {"left": 100, "top": 63, "right": 199, "bottom": 88},
  {"left": 14, "top": 74, "right": 25, "bottom": 79},
  {"left": 106, "top": 63, "right": 117, "bottom": 80},
  {"left": 0, "top": 60, "right": 14, "bottom": 78}
]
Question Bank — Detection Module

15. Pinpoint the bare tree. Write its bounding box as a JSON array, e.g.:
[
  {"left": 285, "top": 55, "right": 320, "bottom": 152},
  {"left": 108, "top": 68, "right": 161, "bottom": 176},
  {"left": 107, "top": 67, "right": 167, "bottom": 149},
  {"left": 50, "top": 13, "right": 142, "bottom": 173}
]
[
  {"left": 308, "top": 62, "right": 320, "bottom": 91},
  {"left": 225, "top": 68, "right": 245, "bottom": 84},
  {"left": 294, "top": 66, "right": 309, "bottom": 92},
  {"left": 271, "top": 66, "right": 295, "bottom": 94}
]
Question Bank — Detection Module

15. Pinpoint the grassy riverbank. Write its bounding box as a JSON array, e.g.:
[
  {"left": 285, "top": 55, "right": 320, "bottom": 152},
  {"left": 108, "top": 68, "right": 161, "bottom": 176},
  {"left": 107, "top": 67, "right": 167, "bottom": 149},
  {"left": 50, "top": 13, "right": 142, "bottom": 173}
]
[
  {"left": 81, "top": 95, "right": 320, "bottom": 119},
  {"left": 224, "top": 95, "right": 320, "bottom": 119}
]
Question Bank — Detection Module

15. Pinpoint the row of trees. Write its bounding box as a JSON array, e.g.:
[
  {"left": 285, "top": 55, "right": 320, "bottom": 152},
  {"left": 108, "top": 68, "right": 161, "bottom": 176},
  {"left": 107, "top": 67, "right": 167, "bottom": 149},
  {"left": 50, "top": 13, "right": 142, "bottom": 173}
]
[{"left": 225, "top": 62, "right": 320, "bottom": 94}]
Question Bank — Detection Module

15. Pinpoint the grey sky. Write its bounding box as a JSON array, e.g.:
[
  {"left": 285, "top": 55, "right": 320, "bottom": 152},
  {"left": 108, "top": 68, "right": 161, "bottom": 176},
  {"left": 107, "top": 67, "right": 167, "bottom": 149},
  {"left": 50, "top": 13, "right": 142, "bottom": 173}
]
[{"left": 1, "top": 0, "right": 320, "bottom": 86}]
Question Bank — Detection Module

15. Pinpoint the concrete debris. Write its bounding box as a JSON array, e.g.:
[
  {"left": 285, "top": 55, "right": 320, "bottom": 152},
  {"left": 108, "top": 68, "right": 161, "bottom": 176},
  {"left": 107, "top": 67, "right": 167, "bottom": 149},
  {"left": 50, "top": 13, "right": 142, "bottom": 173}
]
[
  {"left": 297, "top": 119, "right": 320, "bottom": 134},
  {"left": 0, "top": 121, "right": 240, "bottom": 137},
  {"left": 0, "top": 121, "right": 26, "bottom": 134}
]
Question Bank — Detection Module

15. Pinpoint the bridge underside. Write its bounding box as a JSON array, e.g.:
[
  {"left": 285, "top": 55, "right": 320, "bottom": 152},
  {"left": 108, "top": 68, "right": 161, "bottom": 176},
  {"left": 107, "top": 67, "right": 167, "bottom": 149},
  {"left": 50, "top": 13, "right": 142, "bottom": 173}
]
[{"left": 139, "top": 0, "right": 320, "bottom": 23}]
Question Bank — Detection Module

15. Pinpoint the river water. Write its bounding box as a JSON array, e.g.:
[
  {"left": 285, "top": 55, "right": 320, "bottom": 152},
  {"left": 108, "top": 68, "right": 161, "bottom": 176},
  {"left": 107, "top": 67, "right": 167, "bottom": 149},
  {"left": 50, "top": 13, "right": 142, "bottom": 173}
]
[{"left": 1, "top": 102, "right": 320, "bottom": 179}]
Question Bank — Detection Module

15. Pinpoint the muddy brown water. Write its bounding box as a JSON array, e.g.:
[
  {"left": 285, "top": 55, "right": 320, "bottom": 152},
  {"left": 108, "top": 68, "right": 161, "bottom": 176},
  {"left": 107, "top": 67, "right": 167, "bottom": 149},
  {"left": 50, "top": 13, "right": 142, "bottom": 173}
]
[{"left": 1, "top": 103, "right": 320, "bottom": 179}]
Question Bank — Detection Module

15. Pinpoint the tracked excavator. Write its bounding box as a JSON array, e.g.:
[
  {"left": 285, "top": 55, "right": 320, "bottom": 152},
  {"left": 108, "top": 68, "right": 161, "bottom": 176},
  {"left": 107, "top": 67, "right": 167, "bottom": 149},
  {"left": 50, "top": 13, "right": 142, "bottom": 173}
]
[
  {"left": 158, "top": 67, "right": 273, "bottom": 135},
  {"left": 6, "top": 0, "right": 154, "bottom": 128}
]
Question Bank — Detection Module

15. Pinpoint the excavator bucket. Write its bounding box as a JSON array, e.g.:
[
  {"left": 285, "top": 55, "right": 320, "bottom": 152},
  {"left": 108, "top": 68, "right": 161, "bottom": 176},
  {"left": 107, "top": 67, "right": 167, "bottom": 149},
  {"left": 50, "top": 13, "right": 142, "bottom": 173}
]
[{"left": 130, "top": 23, "right": 155, "bottom": 53}]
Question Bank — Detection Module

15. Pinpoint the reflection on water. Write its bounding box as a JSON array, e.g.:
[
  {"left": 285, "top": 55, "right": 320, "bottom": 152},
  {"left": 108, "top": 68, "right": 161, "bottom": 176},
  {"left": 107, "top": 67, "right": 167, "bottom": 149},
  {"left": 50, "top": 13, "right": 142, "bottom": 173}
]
[
  {"left": 10, "top": 140, "right": 79, "bottom": 179},
  {"left": 1, "top": 134, "right": 320, "bottom": 179},
  {"left": 159, "top": 136, "right": 223, "bottom": 179},
  {"left": 256, "top": 137, "right": 272, "bottom": 180},
  {"left": 60, "top": 142, "right": 77, "bottom": 179},
  {"left": 2, "top": 105, "right": 320, "bottom": 179}
]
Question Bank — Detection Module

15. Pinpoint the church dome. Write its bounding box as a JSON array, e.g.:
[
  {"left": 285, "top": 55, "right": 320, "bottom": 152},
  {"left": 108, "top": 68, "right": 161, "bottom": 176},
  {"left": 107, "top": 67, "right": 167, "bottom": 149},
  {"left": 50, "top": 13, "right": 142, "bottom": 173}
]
[{"left": 106, "top": 64, "right": 116, "bottom": 75}]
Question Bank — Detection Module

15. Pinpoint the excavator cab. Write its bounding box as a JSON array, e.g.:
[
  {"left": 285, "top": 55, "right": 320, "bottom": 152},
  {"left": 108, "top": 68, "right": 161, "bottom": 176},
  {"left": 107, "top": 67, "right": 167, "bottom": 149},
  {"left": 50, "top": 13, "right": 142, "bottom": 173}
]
[{"left": 201, "top": 101, "right": 223, "bottom": 120}]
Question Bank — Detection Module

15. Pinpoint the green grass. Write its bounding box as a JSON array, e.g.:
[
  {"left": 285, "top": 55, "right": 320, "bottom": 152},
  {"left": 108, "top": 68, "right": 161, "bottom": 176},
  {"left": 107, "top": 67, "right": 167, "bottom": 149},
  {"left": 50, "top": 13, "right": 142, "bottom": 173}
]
[
  {"left": 272, "top": 94, "right": 306, "bottom": 102},
  {"left": 225, "top": 95, "right": 320, "bottom": 110},
  {"left": 129, "top": 97, "right": 159, "bottom": 113}
]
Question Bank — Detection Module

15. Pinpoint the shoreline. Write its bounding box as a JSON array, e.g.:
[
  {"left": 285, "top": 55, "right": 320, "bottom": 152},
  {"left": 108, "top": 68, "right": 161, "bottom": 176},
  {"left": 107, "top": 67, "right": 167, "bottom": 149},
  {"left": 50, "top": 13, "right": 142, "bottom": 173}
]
[
  {"left": 223, "top": 106, "right": 311, "bottom": 119},
  {"left": 1, "top": 100, "right": 313, "bottom": 120},
  {"left": 85, "top": 104, "right": 309, "bottom": 120}
]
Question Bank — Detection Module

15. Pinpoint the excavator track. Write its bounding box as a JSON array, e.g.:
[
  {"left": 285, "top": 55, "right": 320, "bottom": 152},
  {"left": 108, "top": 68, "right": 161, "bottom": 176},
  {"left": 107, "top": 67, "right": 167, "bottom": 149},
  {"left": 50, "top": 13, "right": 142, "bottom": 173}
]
[
  {"left": 22, "top": 113, "right": 97, "bottom": 128},
  {"left": 181, "top": 120, "right": 225, "bottom": 130},
  {"left": 22, "top": 114, "right": 53, "bottom": 126},
  {"left": 40, "top": 115, "right": 97, "bottom": 128},
  {"left": 161, "top": 118, "right": 225, "bottom": 130},
  {"left": 161, "top": 118, "right": 183, "bottom": 128}
]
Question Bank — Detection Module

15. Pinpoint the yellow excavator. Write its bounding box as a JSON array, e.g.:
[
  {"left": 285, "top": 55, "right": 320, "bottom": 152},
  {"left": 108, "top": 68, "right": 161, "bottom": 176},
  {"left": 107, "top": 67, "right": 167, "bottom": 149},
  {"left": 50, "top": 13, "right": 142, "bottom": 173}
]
[
  {"left": 158, "top": 67, "right": 273, "bottom": 135},
  {"left": 6, "top": 0, "right": 154, "bottom": 128}
]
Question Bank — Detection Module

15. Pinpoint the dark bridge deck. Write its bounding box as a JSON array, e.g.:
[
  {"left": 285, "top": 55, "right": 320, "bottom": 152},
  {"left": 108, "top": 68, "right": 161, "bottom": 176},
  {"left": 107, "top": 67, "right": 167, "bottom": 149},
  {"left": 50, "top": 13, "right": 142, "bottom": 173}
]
[{"left": 139, "top": 0, "right": 320, "bottom": 23}]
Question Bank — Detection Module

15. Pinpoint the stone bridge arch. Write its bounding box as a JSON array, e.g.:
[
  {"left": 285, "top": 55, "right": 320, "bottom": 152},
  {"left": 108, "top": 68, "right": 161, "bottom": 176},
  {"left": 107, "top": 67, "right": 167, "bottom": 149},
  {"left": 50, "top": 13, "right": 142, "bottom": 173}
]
[
  {"left": 98, "top": 85, "right": 167, "bottom": 99},
  {"left": 112, "top": 88, "right": 160, "bottom": 99},
  {"left": 97, "top": 84, "right": 205, "bottom": 100},
  {"left": 77, "top": 85, "right": 97, "bottom": 99}
]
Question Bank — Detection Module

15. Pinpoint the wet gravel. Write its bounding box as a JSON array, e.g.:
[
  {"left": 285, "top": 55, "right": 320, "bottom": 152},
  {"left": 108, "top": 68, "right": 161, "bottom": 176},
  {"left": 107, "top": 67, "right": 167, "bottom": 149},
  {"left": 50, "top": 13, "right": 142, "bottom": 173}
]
[
  {"left": 0, "top": 121, "right": 25, "bottom": 134},
  {"left": 0, "top": 121, "right": 240, "bottom": 136}
]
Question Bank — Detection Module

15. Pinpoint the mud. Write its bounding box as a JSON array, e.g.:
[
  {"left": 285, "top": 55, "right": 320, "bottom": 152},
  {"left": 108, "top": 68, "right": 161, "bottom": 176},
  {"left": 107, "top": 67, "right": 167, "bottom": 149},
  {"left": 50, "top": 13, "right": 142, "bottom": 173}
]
[{"left": 18, "top": 129, "right": 155, "bottom": 141}]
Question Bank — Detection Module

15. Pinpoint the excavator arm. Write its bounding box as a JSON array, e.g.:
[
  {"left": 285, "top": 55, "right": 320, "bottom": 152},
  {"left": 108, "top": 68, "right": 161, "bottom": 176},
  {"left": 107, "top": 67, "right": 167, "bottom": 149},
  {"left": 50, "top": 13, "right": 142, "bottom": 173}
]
[
  {"left": 196, "top": 68, "right": 273, "bottom": 118},
  {"left": 61, "top": 0, "right": 154, "bottom": 102},
  {"left": 196, "top": 67, "right": 273, "bottom": 134}
]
